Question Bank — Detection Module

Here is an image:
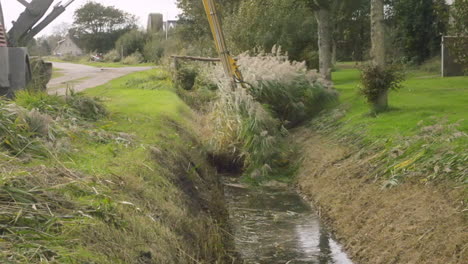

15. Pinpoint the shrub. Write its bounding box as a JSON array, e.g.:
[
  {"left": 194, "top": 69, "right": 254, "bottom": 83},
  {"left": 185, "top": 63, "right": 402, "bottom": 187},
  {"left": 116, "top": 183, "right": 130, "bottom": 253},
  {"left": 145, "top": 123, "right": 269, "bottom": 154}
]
[
  {"left": 104, "top": 49, "right": 121, "bottom": 62},
  {"left": 174, "top": 63, "right": 198, "bottom": 90},
  {"left": 359, "top": 64, "right": 405, "bottom": 112},
  {"left": 122, "top": 51, "right": 144, "bottom": 65},
  {"left": 143, "top": 37, "right": 165, "bottom": 63},
  {"left": 115, "top": 30, "right": 147, "bottom": 58}
]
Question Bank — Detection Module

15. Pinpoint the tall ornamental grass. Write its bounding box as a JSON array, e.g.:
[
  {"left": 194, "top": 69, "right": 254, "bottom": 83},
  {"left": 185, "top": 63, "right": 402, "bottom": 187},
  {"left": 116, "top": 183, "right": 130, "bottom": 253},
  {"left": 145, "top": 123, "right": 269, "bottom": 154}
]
[{"left": 206, "top": 47, "right": 337, "bottom": 178}]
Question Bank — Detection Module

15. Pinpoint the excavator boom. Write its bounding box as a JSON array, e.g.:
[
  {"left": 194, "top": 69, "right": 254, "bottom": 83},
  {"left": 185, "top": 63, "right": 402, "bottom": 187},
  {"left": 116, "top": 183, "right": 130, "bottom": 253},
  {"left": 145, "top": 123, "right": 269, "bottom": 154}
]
[{"left": 202, "top": 0, "right": 244, "bottom": 87}]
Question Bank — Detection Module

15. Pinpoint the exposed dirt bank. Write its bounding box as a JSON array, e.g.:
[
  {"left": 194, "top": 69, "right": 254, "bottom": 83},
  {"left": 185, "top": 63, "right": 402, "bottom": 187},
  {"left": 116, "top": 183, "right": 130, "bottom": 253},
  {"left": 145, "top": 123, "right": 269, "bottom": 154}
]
[{"left": 294, "top": 129, "right": 467, "bottom": 264}]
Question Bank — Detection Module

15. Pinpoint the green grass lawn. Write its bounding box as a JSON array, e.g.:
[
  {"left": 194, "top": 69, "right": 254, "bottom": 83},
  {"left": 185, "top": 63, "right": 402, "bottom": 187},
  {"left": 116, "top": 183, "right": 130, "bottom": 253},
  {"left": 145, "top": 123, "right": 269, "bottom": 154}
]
[
  {"left": 333, "top": 65, "right": 468, "bottom": 139},
  {"left": 317, "top": 63, "right": 467, "bottom": 185}
]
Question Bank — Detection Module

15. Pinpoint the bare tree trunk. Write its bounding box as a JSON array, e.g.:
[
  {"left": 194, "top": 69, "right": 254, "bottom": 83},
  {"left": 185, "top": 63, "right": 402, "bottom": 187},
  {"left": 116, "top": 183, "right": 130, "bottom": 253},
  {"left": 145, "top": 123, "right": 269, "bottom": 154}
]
[
  {"left": 332, "top": 38, "right": 337, "bottom": 66},
  {"left": 370, "top": 0, "right": 387, "bottom": 111},
  {"left": 371, "top": 0, "right": 385, "bottom": 67},
  {"left": 315, "top": 8, "right": 332, "bottom": 81}
]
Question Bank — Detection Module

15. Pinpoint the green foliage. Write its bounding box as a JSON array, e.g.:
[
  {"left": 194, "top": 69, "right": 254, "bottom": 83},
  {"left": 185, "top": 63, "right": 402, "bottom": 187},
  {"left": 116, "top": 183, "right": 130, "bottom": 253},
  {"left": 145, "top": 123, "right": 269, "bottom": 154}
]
[
  {"left": 174, "top": 63, "right": 198, "bottom": 90},
  {"left": 389, "top": 0, "right": 449, "bottom": 64},
  {"left": 71, "top": 1, "right": 137, "bottom": 52},
  {"left": 142, "top": 32, "right": 177, "bottom": 63},
  {"left": 15, "top": 90, "right": 107, "bottom": 121},
  {"left": 104, "top": 49, "right": 121, "bottom": 62},
  {"left": 448, "top": 0, "right": 468, "bottom": 72},
  {"left": 250, "top": 79, "right": 337, "bottom": 127},
  {"left": 115, "top": 30, "right": 147, "bottom": 57},
  {"left": 223, "top": 0, "right": 318, "bottom": 66},
  {"left": 122, "top": 51, "right": 144, "bottom": 65},
  {"left": 359, "top": 64, "right": 405, "bottom": 106}
]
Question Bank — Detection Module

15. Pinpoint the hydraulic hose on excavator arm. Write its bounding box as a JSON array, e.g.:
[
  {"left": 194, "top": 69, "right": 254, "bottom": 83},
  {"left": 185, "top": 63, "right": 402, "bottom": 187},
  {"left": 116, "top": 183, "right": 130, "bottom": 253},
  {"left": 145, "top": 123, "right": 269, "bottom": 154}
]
[{"left": 202, "top": 0, "right": 244, "bottom": 88}]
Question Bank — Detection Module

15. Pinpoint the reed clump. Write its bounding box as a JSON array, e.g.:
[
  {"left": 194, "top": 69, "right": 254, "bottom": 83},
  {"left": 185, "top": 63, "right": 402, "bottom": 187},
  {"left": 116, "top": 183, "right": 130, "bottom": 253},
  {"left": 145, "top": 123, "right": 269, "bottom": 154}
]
[{"left": 201, "top": 47, "right": 338, "bottom": 179}]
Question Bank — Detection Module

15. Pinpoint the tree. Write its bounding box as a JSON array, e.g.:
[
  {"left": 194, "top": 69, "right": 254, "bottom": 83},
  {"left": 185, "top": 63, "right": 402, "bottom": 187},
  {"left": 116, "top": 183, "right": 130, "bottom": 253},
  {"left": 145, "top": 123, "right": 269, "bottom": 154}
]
[
  {"left": 331, "top": 0, "right": 371, "bottom": 62},
  {"left": 223, "top": 0, "right": 318, "bottom": 68},
  {"left": 371, "top": 0, "right": 385, "bottom": 68},
  {"left": 307, "top": 0, "right": 333, "bottom": 80},
  {"left": 71, "top": 1, "right": 137, "bottom": 53},
  {"left": 448, "top": 0, "right": 468, "bottom": 72},
  {"left": 175, "top": 0, "right": 242, "bottom": 56},
  {"left": 389, "top": 0, "right": 449, "bottom": 64},
  {"left": 115, "top": 30, "right": 147, "bottom": 57},
  {"left": 370, "top": 0, "right": 388, "bottom": 111}
]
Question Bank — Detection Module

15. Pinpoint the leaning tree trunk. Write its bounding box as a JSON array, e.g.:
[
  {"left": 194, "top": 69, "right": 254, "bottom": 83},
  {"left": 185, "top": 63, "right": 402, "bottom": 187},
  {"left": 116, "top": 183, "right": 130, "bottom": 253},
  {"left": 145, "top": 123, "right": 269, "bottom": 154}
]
[
  {"left": 370, "top": 0, "right": 387, "bottom": 112},
  {"left": 315, "top": 8, "right": 332, "bottom": 81}
]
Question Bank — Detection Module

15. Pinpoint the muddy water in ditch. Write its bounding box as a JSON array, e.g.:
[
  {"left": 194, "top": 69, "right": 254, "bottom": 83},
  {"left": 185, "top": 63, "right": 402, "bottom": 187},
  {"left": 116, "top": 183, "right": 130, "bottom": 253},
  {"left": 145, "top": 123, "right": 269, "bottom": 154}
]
[{"left": 224, "top": 178, "right": 353, "bottom": 264}]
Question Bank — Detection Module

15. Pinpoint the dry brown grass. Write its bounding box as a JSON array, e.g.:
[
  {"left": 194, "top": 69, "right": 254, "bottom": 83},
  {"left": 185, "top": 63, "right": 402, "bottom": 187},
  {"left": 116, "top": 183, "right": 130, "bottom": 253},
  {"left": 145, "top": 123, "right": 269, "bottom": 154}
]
[{"left": 293, "top": 129, "right": 467, "bottom": 264}]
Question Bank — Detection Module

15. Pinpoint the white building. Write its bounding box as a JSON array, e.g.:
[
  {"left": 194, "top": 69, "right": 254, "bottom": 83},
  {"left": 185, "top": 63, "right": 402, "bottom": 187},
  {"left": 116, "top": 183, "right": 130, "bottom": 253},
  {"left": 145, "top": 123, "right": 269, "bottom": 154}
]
[{"left": 54, "top": 35, "right": 83, "bottom": 56}]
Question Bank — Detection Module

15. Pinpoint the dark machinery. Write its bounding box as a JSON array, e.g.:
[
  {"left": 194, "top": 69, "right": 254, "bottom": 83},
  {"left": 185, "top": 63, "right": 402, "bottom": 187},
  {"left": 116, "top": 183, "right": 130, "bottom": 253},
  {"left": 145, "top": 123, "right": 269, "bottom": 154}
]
[{"left": 0, "top": 0, "right": 75, "bottom": 97}]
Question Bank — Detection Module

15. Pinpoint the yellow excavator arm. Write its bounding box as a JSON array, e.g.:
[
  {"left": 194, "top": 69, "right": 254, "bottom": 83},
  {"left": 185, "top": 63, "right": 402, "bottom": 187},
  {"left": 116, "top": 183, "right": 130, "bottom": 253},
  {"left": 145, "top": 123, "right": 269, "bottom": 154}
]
[{"left": 202, "top": 0, "right": 244, "bottom": 87}]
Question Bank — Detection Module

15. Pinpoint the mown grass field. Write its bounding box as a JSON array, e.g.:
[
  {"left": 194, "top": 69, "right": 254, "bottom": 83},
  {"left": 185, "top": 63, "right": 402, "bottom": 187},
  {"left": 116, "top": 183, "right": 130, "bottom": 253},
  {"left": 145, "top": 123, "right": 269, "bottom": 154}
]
[{"left": 333, "top": 64, "right": 467, "bottom": 138}]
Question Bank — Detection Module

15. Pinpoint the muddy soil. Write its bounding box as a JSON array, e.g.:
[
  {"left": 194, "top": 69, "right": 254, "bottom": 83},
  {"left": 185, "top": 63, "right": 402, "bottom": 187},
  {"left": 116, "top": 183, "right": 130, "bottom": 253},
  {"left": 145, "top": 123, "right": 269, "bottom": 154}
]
[{"left": 293, "top": 129, "right": 467, "bottom": 264}]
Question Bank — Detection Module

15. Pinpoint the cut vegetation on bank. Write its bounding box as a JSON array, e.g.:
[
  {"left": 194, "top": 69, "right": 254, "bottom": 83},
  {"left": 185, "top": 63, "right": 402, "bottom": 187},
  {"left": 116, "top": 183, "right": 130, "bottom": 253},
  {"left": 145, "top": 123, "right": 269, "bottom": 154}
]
[{"left": 0, "top": 69, "right": 233, "bottom": 263}]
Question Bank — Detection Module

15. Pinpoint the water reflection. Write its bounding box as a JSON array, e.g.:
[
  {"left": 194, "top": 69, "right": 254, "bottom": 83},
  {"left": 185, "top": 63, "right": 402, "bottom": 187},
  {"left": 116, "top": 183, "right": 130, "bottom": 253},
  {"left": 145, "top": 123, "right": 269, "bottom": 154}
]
[{"left": 224, "top": 179, "right": 353, "bottom": 264}]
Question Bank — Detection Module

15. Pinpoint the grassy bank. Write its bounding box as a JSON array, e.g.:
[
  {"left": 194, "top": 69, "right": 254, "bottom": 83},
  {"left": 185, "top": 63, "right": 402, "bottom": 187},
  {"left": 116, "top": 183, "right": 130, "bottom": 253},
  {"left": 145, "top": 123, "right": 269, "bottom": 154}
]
[
  {"left": 296, "top": 63, "right": 467, "bottom": 263},
  {"left": 0, "top": 69, "right": 232, "bottom": 263},
  {"left": 314, "top": 64, "right": 467, "bottom": 186}
]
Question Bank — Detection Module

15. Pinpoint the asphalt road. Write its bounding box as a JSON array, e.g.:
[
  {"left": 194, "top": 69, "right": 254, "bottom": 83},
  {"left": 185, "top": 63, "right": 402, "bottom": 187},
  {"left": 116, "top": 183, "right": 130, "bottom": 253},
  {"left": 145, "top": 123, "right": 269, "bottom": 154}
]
[{"left": 47, "top": 61, "right": 153, "bottom": 94}]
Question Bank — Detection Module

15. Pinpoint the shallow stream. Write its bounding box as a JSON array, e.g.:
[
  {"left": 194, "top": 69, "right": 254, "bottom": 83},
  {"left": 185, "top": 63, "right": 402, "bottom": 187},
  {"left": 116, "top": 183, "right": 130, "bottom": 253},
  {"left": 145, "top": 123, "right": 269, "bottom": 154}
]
[{"left": 224, "top": 177, "right": 353, "bottom": 264}]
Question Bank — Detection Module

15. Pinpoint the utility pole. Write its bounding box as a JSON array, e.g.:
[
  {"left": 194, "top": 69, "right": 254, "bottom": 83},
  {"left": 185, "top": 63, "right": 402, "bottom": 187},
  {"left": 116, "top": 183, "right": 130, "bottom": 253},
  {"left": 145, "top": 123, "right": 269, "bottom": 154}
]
[{"left": 165, "top": 12, "right": 169, "bottom": 40}]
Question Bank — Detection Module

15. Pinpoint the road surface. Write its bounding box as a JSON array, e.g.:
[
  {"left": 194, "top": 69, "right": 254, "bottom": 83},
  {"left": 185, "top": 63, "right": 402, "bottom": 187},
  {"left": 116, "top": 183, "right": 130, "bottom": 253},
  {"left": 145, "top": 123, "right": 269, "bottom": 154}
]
[{"left": 47, "top": 62, "right": 153, "bottom": 94}]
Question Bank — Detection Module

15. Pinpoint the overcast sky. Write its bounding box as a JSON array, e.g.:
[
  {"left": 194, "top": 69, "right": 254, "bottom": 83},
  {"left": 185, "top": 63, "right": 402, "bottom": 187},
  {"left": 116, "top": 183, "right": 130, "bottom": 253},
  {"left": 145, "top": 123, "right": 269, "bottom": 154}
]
[{"left": 1, "top": 0, "right": 181, "bottom": 36}]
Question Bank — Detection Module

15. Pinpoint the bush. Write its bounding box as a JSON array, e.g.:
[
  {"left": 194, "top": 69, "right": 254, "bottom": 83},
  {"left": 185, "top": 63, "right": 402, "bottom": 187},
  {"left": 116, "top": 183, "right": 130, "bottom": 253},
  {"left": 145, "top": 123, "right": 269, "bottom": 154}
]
[
  {"left": 122, "top": 51, "right": 144, "bottom": 65},
  {"left": 174, "top": 63, "right": 198, "bottom": 90},
  {"left": 359, "top": 64, "right": 405, "bottom": 111},
  {"left": 143, "top": 37, "right": 165, "bottom": 63},
  {"left": 104, "top": 49, "right": 121, "bottom": 62},
  {"left": 115, "top": 30, "right": 147, "bottom": 58}
]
